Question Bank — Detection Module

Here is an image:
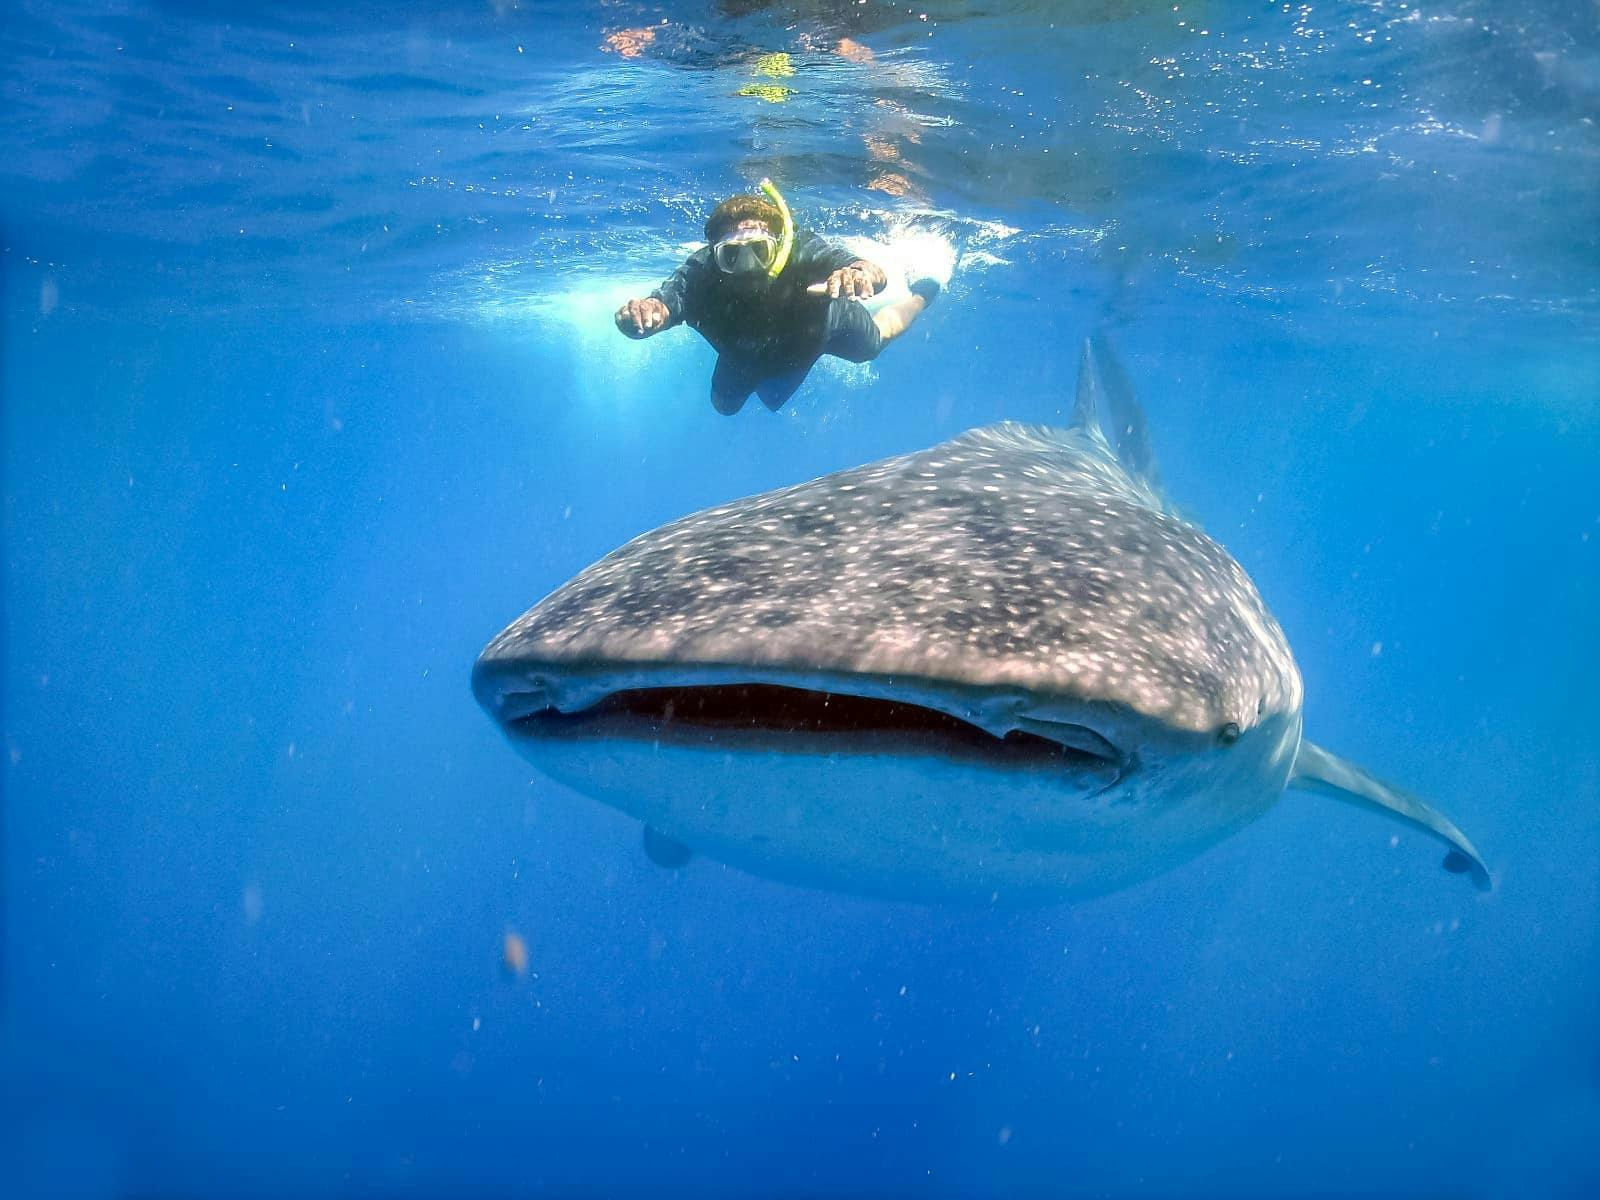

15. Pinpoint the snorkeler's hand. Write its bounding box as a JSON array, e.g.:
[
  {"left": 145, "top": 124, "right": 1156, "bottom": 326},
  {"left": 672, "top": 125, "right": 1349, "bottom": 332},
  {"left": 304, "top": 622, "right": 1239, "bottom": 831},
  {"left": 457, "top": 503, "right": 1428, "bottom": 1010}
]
[
  {"left": 616, "top": 297, "right": 670, "bottom": 337},
  {"left": 814, "top": 262, "right": 883, "bottom": 300}
]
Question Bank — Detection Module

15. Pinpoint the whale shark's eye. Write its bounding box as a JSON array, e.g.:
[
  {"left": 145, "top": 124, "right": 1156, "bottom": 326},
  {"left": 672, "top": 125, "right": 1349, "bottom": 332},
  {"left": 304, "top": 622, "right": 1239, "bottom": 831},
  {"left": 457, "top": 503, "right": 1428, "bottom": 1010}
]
[{"left": 1217, "top": 722, "right": 1241, "bottom": 746}]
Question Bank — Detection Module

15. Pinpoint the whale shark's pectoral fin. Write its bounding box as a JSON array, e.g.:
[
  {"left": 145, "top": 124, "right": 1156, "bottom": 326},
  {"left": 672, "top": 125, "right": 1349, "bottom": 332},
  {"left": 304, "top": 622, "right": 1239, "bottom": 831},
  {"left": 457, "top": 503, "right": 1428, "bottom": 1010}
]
[
  {"left": 642, "top": 825, "right": 694, "bottom": 870},
  {"left": 1289, "top": 741, "right": 1491, "bottom": 891}
]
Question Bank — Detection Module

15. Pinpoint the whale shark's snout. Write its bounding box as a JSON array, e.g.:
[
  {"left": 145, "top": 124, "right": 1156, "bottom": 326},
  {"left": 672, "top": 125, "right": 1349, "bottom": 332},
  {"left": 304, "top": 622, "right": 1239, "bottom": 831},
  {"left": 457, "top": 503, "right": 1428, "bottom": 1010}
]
[{"left": 474, "top": 338, "right": 1489, "bottom": 901}]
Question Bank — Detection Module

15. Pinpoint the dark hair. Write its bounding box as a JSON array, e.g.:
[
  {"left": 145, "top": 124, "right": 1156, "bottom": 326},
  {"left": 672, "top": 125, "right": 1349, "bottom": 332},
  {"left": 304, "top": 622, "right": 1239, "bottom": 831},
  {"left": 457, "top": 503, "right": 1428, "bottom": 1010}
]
[{"left": 705, "top": 194, "right": 782, "bottom": 244}]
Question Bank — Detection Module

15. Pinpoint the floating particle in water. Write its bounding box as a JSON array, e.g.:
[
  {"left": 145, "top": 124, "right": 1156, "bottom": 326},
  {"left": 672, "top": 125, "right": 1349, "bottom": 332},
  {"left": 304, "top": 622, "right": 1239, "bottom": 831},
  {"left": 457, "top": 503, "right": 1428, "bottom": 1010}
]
[
  {"left": 242, "top": 883, "right": 264, "bottom": 925},
  {"left": 502, "top": 931, "right": 529, "bottom": 978}
]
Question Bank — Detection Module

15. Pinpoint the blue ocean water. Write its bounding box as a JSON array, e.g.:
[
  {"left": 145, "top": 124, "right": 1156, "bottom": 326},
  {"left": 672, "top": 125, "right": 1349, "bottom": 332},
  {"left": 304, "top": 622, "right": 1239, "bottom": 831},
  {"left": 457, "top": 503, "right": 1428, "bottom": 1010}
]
[{"left": 3, "top": 1, "right": 1598, "bottom": 1196}]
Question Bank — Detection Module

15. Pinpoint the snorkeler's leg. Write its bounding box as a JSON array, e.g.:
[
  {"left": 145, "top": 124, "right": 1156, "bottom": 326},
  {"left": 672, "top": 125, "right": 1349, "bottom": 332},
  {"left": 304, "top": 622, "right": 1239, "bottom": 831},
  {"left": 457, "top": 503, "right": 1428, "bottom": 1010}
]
[
  {"left": 870, "top": 273, "right": 942, "bottom": 344},
  {"left": 755, "top": 361, "right": 816, "bottom": 411},
  {"left": 710, "top": 356, "right": 757, "bottom": 416},
  {"left": 870, "top": 294, "right": 929, "bottom": 344}
]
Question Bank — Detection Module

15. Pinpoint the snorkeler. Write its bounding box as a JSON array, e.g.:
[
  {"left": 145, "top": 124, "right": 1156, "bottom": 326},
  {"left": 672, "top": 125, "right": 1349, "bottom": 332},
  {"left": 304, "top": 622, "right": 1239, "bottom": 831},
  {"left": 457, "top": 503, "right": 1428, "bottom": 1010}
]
[{"left": 613, "top": 180, "right": 940, "bottom": 415}]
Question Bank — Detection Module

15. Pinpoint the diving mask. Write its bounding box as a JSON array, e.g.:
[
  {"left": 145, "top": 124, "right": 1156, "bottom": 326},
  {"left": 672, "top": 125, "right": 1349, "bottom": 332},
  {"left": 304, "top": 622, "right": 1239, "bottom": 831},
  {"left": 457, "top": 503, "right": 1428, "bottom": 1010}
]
[{"left": 713, "top": 228, "right": 780, "bottom": 275}]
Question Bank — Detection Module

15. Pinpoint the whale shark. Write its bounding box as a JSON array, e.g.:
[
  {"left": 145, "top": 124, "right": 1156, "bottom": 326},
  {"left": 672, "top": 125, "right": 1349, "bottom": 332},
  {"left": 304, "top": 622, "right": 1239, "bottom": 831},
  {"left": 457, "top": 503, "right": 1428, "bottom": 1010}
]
[{"left": 472, "top": 338, "right": 1489, "bottom": 902}]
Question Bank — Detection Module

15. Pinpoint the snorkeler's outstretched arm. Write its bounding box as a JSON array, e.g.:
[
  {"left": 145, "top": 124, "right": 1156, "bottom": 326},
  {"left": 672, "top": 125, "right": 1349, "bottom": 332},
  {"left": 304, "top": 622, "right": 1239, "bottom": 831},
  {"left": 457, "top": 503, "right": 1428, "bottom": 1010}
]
[
  {"left": 792, "top": 232, "right": 885, "bottom": 299},
  {"left": 829, "top": 259, "right": 887, "bottom": 298},
  {"left": 615, "top": 255, "right": 702, "bottom": 338},
  {"left": 804, "top": 260, "right": 886, "bottom": 299},
  {"left": 795, "top": 239, "right": 887, "bottom": 300},
  {"left": 615, "top": 296, "right": 671, "bottom": 338}
]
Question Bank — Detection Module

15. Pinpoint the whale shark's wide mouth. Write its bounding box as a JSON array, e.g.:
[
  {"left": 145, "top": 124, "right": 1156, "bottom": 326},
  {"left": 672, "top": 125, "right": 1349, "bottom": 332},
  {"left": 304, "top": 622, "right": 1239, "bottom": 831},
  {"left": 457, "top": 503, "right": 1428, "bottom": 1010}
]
[{"left": 501, "top": 682, "right": 1126, "bottom": 775}]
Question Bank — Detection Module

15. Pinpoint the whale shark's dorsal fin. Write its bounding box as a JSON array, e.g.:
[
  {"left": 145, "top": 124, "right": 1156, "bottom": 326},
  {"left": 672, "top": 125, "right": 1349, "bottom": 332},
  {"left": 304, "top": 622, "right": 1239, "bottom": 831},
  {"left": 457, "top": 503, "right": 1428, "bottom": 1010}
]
[
  {"left": 1072, "top": 334, "right": 1162, "bottom": 493},
  {"left": 1290, "top": 741, "right": 1491, "bottom": 890}
]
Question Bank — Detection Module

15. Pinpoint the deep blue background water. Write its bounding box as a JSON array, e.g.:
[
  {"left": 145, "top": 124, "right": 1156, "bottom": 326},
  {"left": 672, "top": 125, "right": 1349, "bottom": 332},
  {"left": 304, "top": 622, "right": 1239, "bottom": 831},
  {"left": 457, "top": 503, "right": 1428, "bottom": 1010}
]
[{"left": 4, "top": 2, "right": 1598, "bottom": 1196}]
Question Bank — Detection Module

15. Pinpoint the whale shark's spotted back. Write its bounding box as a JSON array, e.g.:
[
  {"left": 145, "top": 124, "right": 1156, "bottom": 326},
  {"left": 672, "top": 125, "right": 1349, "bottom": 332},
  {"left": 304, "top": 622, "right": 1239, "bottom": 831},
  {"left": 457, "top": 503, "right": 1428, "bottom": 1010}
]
[{"left": 482, "top": 421, "right": 1301, "bottom": 736}]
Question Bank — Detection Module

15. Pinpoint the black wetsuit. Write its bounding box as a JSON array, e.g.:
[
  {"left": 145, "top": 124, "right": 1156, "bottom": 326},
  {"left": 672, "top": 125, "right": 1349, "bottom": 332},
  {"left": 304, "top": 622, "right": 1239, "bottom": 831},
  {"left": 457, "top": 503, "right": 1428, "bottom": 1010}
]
[{"left": 649, "top": 229, "right": 885, "bottom": 414}]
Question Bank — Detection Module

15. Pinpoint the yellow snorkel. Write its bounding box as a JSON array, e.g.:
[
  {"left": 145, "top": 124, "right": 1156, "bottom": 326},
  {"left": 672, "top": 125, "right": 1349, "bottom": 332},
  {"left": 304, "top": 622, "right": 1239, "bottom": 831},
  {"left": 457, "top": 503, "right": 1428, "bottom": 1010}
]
[{"left": 758, "top": 177, "right": 794, "bottom": 278}]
